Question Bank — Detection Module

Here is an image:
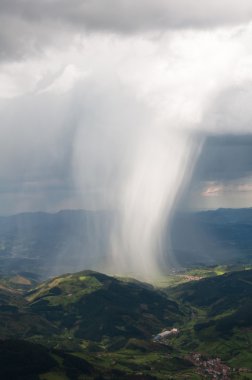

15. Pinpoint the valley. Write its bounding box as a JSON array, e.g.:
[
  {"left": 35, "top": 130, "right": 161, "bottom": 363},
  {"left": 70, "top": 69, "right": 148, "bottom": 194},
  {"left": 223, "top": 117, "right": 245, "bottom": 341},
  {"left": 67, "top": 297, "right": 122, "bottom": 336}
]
[{"left": 0, "top": 267, "right": 252, "bottom": 379}]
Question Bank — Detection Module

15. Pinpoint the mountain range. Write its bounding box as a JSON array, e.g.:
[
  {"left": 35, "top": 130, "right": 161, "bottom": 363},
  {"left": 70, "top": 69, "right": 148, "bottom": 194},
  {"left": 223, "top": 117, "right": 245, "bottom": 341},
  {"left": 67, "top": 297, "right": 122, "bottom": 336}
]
[{"left": 1, "top": 208, "right": 252, "bottom": 278}]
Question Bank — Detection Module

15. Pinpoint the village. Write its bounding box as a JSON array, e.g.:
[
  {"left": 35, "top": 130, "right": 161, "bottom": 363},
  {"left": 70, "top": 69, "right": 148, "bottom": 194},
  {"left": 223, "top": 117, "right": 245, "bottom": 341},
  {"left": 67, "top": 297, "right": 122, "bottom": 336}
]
[
  {"left": 152, "top": 329, "right": 252, "bottom": 379},
  {"left": 187, "top": 353, "right": 231, "bottom": 379}
]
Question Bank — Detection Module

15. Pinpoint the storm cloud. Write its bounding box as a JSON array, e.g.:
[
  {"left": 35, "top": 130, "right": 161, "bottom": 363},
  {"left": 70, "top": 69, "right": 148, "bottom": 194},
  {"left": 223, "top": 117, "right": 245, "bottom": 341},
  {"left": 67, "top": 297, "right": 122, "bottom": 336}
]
[
  {"left": 1, "top": 2, "right": 252, "bottom": 275},
  {"left": 1, "top": 0, "right": 252, "bottom": 61},
  {"left": 193, "top": 135, "right": 252, "bottom": 182}
]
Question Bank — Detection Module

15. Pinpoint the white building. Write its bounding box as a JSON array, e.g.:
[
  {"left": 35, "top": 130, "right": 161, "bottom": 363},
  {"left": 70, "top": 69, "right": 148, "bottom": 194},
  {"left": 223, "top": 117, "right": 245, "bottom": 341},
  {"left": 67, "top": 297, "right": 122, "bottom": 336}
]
[{"left": 153, "top": 328, "right": 179, "bottom": 341}]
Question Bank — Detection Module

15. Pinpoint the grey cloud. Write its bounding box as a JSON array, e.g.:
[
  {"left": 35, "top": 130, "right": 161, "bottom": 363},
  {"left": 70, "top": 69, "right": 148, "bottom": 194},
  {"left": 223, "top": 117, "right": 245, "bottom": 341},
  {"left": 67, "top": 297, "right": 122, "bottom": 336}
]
[
  {"left": 0, "top": 91, "right": 76, "bottom": 197},
  {"left": 2, "top": 0, "right": 252, "bottom": 30},
  {"left": 0, "top": 73, "right": 152, "bottom": 214},
  {"left": 0, "top": 90, "right": 81, "bottom": 214},
  {"left": 177, "top": 83, "right": 252, "bottom": 210},
  {"left": 193, "top": 134, "right": 252, "bottom": 182},
  {"left": 191, "top": 83, "right": 252, "bottom": 182},
  {"left": 1, "top": 0, "right": 252, "bottom": 61},
  {"left": 0, "top": 14, "right": 71, "bottom": 61},
  {"left": 177, "top": 134, "right": 252, "bottom": 211},
  {"left": 205, "top": 85, "right": 252, "bottom": 136}
]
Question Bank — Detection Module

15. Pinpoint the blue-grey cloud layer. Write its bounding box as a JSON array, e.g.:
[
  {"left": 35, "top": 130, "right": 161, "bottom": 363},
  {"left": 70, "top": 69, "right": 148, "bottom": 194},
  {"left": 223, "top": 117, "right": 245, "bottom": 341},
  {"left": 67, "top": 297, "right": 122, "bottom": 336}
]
[{"left": 194, "top": 135, "right": 252, "bottom": 181}]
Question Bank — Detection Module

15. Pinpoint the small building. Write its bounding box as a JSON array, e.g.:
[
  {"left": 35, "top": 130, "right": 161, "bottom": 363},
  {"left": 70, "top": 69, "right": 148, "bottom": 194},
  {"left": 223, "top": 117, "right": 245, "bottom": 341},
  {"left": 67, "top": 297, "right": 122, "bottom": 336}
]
[{"left": 153, "top": 328, "right": 179, "bottom": 341}]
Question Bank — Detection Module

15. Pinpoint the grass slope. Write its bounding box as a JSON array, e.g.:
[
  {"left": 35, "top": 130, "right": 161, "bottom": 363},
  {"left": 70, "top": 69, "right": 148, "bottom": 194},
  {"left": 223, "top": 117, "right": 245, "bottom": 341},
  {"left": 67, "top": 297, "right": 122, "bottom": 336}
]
[{"left": 27, "top": 270, "right": 182, "bottom": 343}]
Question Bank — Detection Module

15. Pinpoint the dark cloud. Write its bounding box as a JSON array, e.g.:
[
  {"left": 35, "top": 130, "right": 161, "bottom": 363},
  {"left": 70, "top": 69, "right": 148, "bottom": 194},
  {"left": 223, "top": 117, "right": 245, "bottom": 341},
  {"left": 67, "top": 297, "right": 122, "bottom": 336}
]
[
  {"left": 0, "top": 90, "right": 77, "bottom": 213},
  {"left": 2, "top": 0, "right": 252, "bottom": 30},
  {"left": 176, "top": 134, "right": 252, "bottom": 211},
  {"left": 0, "top": 71, "right": 153, "bottom": 214},
  {"left": 1, "top": 0, "right": 252, "bottom": 61},
  {"left": 191, "top": 83, "right": 252, "bottom": 182},
  {"left": 193, "top": 134, "right": 252, "bottom": 182}
]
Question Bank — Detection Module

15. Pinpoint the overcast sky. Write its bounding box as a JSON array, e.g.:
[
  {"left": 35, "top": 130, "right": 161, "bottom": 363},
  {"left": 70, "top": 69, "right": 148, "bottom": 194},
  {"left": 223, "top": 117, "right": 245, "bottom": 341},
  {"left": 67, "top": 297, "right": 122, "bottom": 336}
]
[{"left": 1, "top": 1, "right": 252, "bottom": 215}]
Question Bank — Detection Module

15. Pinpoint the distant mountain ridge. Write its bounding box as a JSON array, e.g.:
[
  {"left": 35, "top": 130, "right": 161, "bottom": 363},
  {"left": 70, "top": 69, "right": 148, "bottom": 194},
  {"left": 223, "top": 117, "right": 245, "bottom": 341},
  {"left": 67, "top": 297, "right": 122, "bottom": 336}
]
[
  {"left": 169, "top": 207, "right": 252, "bottom": 267},
  {"left": 0, "top": 207, "right": 252, "bottom": 278},
  {"left": 0, "top": 209, "right": 113, "bottom": 278}
]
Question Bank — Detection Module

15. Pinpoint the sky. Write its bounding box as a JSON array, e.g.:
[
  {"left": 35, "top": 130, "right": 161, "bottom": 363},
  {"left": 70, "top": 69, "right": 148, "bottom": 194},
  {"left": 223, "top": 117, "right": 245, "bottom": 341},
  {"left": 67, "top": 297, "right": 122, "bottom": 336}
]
[{"left": 1, "top": 1, "right": 252, "bottom": 216}]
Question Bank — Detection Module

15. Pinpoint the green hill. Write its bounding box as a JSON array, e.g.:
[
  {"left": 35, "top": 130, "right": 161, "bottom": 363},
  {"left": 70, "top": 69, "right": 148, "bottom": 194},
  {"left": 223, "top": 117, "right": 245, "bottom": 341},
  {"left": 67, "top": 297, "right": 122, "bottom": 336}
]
[
  {"left": 166, "top": 269, "right": 252, "bottom": 368},
  {"left": 27, "top": 270, "right": 183, "bottom": 343},
  {"left": 168, "top": 269, "right": 252, "bottom": 329}
]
